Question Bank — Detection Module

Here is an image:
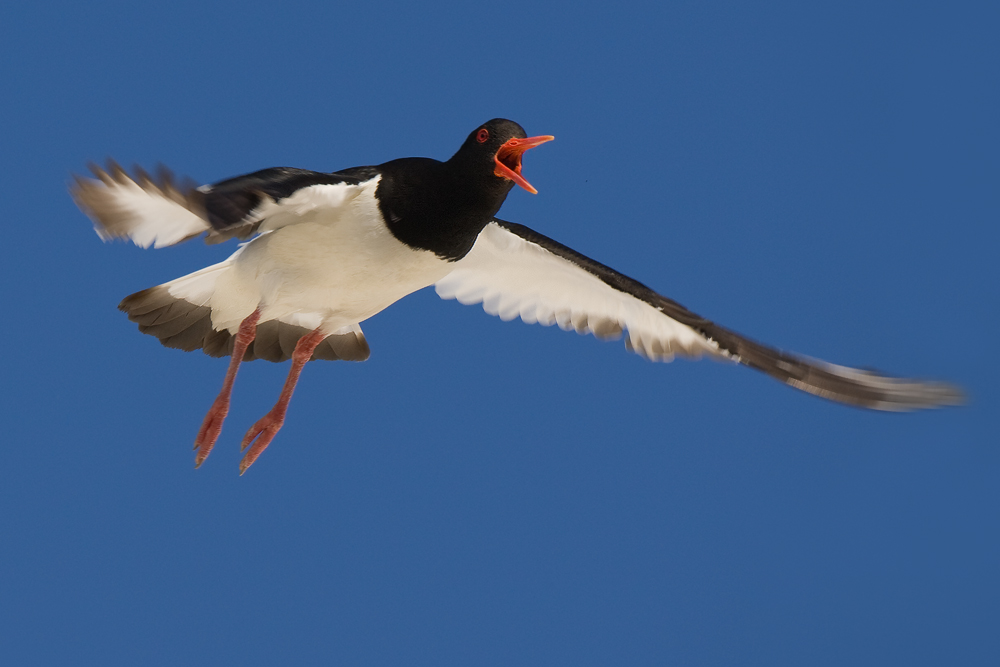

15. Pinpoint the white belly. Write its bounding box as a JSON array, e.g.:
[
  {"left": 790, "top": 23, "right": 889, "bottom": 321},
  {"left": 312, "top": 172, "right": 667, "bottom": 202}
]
[{"left": 208, "top": 179, "right": 453, "bottom": 333}]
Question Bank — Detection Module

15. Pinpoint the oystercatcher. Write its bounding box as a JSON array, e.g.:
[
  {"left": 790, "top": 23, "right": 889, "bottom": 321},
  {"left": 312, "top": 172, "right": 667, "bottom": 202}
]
[{"left": 71, "top": 118, "right": 962, "bottom": 473}]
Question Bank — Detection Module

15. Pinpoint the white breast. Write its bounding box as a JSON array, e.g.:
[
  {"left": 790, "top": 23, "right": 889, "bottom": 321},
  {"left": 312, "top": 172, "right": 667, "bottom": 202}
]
[{"left": 208, "top": 177, "right": 453, "bottom": 333}]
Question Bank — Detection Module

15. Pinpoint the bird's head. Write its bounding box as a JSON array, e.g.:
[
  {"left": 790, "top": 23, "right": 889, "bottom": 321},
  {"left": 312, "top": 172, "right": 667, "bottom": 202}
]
[{"left": 450, "top": 119, "right": 554, "bottom": 195}]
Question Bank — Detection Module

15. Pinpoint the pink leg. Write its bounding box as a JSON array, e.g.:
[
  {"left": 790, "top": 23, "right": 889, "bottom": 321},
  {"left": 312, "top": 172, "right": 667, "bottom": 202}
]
[
  {"left": 193, "top": 310, "right": 260, "bottom": 468},
  {"left": 239, "top": 328, "right": 326, "bottom": 475}
]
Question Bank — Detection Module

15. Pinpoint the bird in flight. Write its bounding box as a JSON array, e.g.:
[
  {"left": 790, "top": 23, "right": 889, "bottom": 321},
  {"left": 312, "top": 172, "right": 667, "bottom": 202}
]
[{"left": 71, "top": 119, "right": 962, "bottom": 474}]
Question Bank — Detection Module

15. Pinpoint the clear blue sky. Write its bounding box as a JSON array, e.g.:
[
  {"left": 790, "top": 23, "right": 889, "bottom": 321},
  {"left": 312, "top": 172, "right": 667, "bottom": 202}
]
[{"left": 1, "top": 1, "right": 996, "bottom": 665}]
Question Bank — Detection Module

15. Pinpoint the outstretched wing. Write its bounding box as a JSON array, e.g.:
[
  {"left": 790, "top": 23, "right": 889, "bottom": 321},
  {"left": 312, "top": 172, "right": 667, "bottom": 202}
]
[
  {"left": 71, "top": 161, "right": 379, "bottom": 248},
  {"left": 435, "top": 219, "right": 963, "bottom": 411}
]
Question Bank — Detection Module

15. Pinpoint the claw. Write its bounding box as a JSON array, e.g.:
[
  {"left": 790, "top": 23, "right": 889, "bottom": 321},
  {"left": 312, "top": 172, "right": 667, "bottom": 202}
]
[
  {"left": 193, "top": 397, "right": 229, "bottom": 467},
  {"left": 238, "top": 410, "right": 285, "bottom": 474}
]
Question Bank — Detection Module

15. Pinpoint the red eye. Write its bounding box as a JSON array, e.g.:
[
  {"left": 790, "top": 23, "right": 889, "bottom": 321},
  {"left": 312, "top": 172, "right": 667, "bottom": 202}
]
[{"left": 476, "top": 128, "right": 489, "bottom": 143}]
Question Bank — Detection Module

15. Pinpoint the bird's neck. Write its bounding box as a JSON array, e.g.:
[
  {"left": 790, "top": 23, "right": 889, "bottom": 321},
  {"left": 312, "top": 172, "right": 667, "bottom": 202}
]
[{"left": 377, "top": 159, "right": 512, "bottom": 261}]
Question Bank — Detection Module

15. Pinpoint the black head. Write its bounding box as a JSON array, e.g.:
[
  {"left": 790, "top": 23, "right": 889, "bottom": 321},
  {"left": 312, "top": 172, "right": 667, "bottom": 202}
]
[
  {"left": 448, "top": 118, "right": 554, "bottom": 195},
  {"left": 371, "top": 119, "right": 553, "bottom": 261}
]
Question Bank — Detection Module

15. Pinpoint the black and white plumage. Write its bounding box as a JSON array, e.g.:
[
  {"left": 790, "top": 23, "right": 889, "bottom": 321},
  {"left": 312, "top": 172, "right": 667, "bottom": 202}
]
[{"left": 71, "top": 118, "right": 962, "bottom": 472}]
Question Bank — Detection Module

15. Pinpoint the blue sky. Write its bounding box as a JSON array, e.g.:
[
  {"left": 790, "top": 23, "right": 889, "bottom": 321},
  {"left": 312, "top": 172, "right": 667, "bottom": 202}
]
[{"left": 1, "top": 1, "right": 996, "bottom": 665}]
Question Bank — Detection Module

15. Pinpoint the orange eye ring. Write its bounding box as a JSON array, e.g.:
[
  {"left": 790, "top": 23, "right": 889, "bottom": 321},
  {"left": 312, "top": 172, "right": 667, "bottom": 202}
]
[{"left": 476, "top": 128, "right": 489, "bottom": 143}]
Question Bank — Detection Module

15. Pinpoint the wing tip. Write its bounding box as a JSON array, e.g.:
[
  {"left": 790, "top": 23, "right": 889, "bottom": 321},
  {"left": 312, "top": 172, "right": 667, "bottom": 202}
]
[
  {"left": 780, "top": 360, "right": 966, "bottom": 412},
  {"left": 70, "top": 159, "right": 209, "bottom": 248}
]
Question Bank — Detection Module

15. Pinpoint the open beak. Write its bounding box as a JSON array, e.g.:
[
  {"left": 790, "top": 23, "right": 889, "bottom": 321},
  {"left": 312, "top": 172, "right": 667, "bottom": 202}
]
[{"left": 494, "top": 135, "right": 554, "bottom": 194}]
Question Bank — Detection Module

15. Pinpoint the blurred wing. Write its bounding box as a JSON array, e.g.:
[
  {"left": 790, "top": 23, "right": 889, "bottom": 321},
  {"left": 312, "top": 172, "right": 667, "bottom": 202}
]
[
  {"left": 71, "top": 162, "right": 207, "bottom": 248},
  {"left": 71, "top": 161, "right": 378, "bottom": 248},
  {"left": 435, "top": 220, "right": 963, "bottom": 411}
]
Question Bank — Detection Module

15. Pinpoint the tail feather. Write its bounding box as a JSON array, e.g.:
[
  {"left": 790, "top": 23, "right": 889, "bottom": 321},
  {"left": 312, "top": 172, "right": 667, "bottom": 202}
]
[{"left": 118, "top": 285, "right": 370, "bottom": 362}]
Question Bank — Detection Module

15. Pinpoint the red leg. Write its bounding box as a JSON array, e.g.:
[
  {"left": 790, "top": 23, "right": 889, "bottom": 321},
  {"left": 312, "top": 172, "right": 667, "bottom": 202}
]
[
  {"left": 239, "top": 328, "right": 326, "bottom": 475},
  {"left": 193, "top": 310, "right": 260, "bottom": 468}
]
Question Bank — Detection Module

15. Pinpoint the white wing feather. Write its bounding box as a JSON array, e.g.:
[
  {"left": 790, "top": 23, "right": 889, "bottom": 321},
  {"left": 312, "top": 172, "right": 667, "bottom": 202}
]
[
  {"left": 435, "top": 222, "right": 721, "bottom": 362},
  {"left": 71, "top": 163, "right": 370, "bottom": 249},
  {"left": 71, "top": 164, "right": 209, "bottom": 249}
]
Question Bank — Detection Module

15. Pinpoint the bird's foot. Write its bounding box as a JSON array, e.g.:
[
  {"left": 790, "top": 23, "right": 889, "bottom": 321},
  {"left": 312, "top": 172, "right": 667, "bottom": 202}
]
[
  {"left": 193, "top": 396, "right": 230, "bottom": 468},
  {"left": 239, "top": 408, "right": 286, "bottom": 475}
]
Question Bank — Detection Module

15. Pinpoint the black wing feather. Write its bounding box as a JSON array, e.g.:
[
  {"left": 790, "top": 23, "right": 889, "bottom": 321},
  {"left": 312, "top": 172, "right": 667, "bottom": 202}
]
[{"left": 202, "top": 167, "right": 375, "bottom": 242}]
